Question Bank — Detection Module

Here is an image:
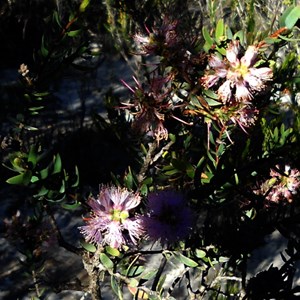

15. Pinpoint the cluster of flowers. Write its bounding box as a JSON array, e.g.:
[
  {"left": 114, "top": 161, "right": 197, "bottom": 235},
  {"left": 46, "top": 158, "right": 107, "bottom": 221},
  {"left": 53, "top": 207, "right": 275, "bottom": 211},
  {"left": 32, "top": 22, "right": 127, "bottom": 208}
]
[
  {"left": 122, "top": 17, "right": 275, "bottom": 141},
  {"left": 79, "top": 185, "right": 193, "bottom": 249},
  {"left": 255, "top": 164, "right": 300, "bottom": 206},
  {"left": 80, "top": 162, "right": 300, "bottom": 250},
  {"left": 121, "top": 17, "right": 203, "bottom": 142}
]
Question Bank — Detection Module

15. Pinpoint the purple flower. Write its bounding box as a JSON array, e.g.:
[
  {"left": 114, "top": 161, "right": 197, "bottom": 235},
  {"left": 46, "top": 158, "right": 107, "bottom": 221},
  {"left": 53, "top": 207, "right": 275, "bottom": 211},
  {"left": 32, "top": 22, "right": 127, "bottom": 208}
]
[
  {"left": 79, "top": 185, "right": 144, "bottom": 249},
  {"left": 142, "top": 190, "right": 193, "bottom": 244},
  {"left": 201, "top": 40, "right": 273, "bottom": 104}
]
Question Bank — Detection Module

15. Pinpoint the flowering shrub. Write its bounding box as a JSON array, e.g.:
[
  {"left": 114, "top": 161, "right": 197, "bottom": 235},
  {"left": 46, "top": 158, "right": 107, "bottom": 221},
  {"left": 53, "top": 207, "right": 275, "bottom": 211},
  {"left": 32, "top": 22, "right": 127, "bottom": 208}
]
[{"left": 2, "top": 1, "right": 300, "bottom": 299}]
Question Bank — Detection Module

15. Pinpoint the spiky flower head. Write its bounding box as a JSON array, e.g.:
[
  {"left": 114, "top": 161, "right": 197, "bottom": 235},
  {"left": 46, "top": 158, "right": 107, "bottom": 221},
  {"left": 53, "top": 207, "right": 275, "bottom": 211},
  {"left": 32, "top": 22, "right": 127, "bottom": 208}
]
[
  {"left": 121, "top": 75, "right": 172, "bottom": 142},
  {"left": 201, "top": 40, "right": 273, "bottom": 104},
  {"left": 142, "top": 190, "right": 193, "bottom": 244},
  {"left": 79, "top": 185, "right": 144, "bottom": 249},
  {"left": 133, "top": 17, "right": 179, "bottom": 56}
]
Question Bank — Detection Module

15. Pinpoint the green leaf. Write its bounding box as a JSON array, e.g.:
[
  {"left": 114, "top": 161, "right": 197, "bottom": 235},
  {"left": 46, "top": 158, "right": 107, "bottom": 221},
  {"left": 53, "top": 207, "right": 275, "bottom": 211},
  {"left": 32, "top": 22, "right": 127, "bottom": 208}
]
[
  {"left": 169, "top": 133, "right": 176, "bottom": 142},
  {"left": 28, "top": 106, "right": 44, "bottom": 112},
  {"left": 126, "top": 265, "right": 145, "bottom": 277},
  {"left": 203, "top": 89, "right": 219, "bottom": 100},
  {"left": 61, "top": 202, "right": 81, "bottom": 210},
  {"left": 53, "top": 154, "right": 62, "bottom": 174},
  {"left": 105, "top": 246, "right": 121, "bottom": 257},
  {"left": 279, "top": 6, "right": 300, "bottom": 29},
  {"left": 32, "top": 91, "right": 50, "bottom": 97},
  {"left": 40, "top": 167, "right": 49, "bottom": 180},
  {"left": 195, "top": 249, "right": 206, "bottom": 258},
  {"left": 6, "top": 171, "right": 32, "bottom": 185},
  {"left": 219, "top": 256, "right": 229, "bottom": 263},
  {"left": 59, "top": 180, "right": 65, "bottom": 193},
  {"left": 67, "top": 29, "right": 82, "bottom": 37},
  {"left": 215, "top": 19, "right": 224, "bottom": 43},
  {"left": 156, "top": 274, "right": 166, "bottom": 293},
  {"left": 111, "top": 276, "right": 123, "bottom": 299},
  {"left": 225, "top": 25, "right": 233, "bottom": 40},
  {"left": 28, "top": 146, "right": 37, "bottom": 168},
  {"left": 279, "top": 34, "right": 300, "bottom": 42},
  {"left": 186, "top": 163, "right": 195, "bottom": 179},
  {"left": 79, "top": 0, "right": 90, "bottom": 12},
  {"left": 34, "top": 186, "right": 49, "bottom": 197},
  {"left": 52, "top": 10, "right": 62, "bottom": 28},
  {"left": 100, "top": 253, "right": 114, "bottom": 269},
  {"left": 141, "top": 270, "right": 157, "bottom": 280},
  {"left": 30, "top": 176, "right": 39, "bottom": 183},
  {"left": 216, "top": 45, "right": 226, "bottom": 56},
  {"left": 140, "top": 143, "right": 148, "bottom": 155},
  {"left": 124, "top": 170, "right": 133, "bottom": 190},
  {"left": 40, "top": 35, "right": 49, "bottom": 57},
  {"left": 81, "top": 241, "right": 97, "bottom": 253},
  {"left": 202, "top": 26, "right": 214, "bottom": 52},
  {"left": 140, "top": 183, "right": 148, "bottom": 196},
  {"left": 71, "top": 166, "right": 80, "bottom": 187},
  {"left": 175, "top": 253, "right": 198, "bottom": 267},
  {"left": 129, "top": 278, "right": 139, "bottom": 288},
  {"left": 233, "top": 30, "right": 245, "bottom": 44}
]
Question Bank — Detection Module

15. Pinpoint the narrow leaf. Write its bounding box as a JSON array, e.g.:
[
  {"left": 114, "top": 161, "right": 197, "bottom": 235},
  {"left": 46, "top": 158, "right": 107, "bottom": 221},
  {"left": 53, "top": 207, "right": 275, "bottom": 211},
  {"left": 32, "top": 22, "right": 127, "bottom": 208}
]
[
  {"left": 6, "top": 171, "right": 32, "bottom": 185},
  {"left": 79, "top": 0, "right": 90, "bottom": 12},
  {"left": 280, "top": 6, "right": 300, "bottom": 29},
  {"left": 175, "top": 253, "right": 198, "bottom": 267},
  {"left": 195, "top": 249, "right": 206, "bottom": 258},
  {"left": 100, "top": 253, "right": 114, "bottom": 269},
  {"left": 202, "top": 26, "right": 214, "bottom": 51},
  {"left": 111, "top": 276, "right": 123, "bottom": 299},
  {"left": 53, "top": 154, "right": 62, "bottom": 174},
  {"left": 105, "top": 246, "right": 121, "bottom": 257},
  {"left": 80, "top": 241, "right": 96, "bottom": 253},
  {"left": 215, "top": 19, "right": 224, "bottom": 43},
  {"left": 61, "top": 202, "right": 81, "bottom": 210},
  {"left": 67, "top": 29, "right": 82, "bottom": 37}
]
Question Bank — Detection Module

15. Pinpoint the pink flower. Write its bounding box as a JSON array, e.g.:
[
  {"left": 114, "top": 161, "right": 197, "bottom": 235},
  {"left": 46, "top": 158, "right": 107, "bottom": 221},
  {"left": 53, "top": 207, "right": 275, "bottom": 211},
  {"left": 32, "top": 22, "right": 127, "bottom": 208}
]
[
  {"left": 79, "top": 185, "right": 144, "bottom": 249},
  {"left": 201, "top": 40, "right": 273, "bottom": 104},
  {"left": 229, "top": 106, "right": 259, "bottom": 132},
  {"left": 255, "top": 165, "right": 300, "bottom": 205}
]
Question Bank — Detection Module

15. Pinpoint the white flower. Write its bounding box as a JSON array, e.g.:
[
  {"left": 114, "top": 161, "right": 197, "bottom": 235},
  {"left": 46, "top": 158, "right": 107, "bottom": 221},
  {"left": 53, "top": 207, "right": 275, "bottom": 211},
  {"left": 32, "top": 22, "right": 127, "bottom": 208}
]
[{"left": 201, "top": 40, "right": 273, "bottom": 104}]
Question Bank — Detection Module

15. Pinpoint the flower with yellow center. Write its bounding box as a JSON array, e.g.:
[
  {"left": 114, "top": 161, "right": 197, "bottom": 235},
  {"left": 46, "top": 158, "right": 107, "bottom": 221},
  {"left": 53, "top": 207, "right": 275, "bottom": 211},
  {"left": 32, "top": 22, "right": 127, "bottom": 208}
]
[
  {"left": 79, "top": 185, "right": 144, "bottom": 249},
  {"left": 201, "top": 40, "right": 273, "bottom": 104}
]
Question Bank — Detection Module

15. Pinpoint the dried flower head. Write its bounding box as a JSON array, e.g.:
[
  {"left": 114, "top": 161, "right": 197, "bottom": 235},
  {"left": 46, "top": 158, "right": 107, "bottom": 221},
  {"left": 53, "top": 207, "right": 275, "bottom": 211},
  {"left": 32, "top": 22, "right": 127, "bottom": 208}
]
[
  {"left": 18, "top": 63, "right": 33, "bottom": 86},
  {"left": 201, "top": 40, "right": 273, "bottom": 104},
  {"left": 134, "top": 17, "right": 179, "bottom": 56},
  {"left": 79, "top": 185, "right": 144, "bottom": 249},
  {"left": 142, "top": 190, "right": 193, "bottom": 244},
  {"left": 121, "top": 75, "right": 172, "bottom": 142}
]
